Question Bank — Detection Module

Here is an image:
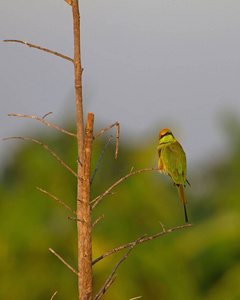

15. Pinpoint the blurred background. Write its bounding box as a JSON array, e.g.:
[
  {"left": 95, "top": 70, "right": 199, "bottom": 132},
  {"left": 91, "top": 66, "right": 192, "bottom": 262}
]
[{"left": 1, "top": 0, "right": 240, "bottom": 299}]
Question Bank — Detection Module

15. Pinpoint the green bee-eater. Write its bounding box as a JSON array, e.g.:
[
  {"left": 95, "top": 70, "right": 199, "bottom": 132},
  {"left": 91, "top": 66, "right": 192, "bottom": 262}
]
[{"left": 157, "top": 128, "right": 189, "bottom": 222}]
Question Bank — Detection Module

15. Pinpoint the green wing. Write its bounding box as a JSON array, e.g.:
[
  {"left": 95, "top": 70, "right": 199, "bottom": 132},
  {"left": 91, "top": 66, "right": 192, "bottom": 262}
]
[{"left": 161, "top": 141, "right": 186, "bottom": 185}]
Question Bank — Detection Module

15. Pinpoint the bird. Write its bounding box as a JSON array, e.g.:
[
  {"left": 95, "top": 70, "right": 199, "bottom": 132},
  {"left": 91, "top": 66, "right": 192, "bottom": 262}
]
[{"left": 157, "top": 128, "right": 190, "bottom": 222}]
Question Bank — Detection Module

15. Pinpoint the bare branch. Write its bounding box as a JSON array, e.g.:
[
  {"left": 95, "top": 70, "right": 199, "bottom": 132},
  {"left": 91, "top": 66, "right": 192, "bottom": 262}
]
[
  {"left": 3, "top": 137, "right": 80, "bottom": 180},
  {"left": 92, "top": 223, "right": 193, "bottom": 265},
  {"left": 77, "top": 157, "right": 83, "bottom": 167},
  {"left": 94, "top": 235, "right": 146, "bottom": 300},
  {"left": 91, "top": 167, "right": 159, "bottom": 210},
  {"left": 129, "top": 167, "right": 134, "bottom": 174},
  {"left": 90, "top": 192, "right": 116, "bottom": 204},
  {"left": 159, "top": 221, "right": 166, "bottom": 232},
  {"left": 137, "top": 223, "right": 193, "bottom": 243},
  {"left": 94, "top": 276, "right": 117, "bottom": 300},
  {"left": 50, "top": 291, "right": 58, "bottom": 300},
  {"left": 64, "top": 0, "right": 72, "bottom": 5},
  {"left": 67, "top": 216, "right": 84, "bottom": 222},
  {"left": 129, "top": 297, "right": 142, "bottom": 300},
  {"left": 42, "top": 111, "right": 53, "bottom": 119},
  {"left": 49, "top": 248, "right": 78, "bottom": 275},
  {"left": 92, "top": 214, "right": 104, "bottom": 228},
  {"left": 94, "top": 122, "right": 119, "bottom": 159},
  {"left": 90, "top": 135, "right": 113, "bottom": 186},
  {"left": 37, "top": 187, "right": 76, "bottom": 215},
  {"left": 8, "top": 114, "right": 77, "bottom": 137},
  {"left": 4, "top": 39, "right": 74, "bottom": 63}
]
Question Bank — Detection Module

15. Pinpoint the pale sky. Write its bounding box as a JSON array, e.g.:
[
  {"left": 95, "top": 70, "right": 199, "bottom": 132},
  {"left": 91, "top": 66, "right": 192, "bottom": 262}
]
[{"left": 1, "top": 0, "right": 240, "bottom": 170}]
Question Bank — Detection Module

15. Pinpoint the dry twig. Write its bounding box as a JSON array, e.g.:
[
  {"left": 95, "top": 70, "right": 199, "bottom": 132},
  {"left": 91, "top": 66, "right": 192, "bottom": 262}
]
[
  {"left": 159, "top": 221, "right": 166, "bottom": 232},
  {"left": 92, "top": 223, "right": 193, "bottom": 265},
  {"left": 90, "top": 192, "right": 116, "bottom": 204},
  {"left": 90, "top": 135, "right": 113, "bottom": 186},
  {"left": 42, "top": 111, "right": 53, "bottom": 119},
  {"left": 3, "top": 137, "right": 80, "bottom": 180},
  {"left": 8, "top": 114, "right": 77, "bottom": 137},
  {"left": 94, "top": 276, "right": 117, "bottom": 300},
  {"left": 92, "top": 214, "right": 104, "bottom": 228},
  {"left": 94, "top": 235, "right": 146, "bottom": 300},
  {"left": 4, "top": 39, "right": 74, "bottom": 62},
  {"left": 94, "top": 122, "right": 119, "bottom": 159},
  {"left": 49, "top": 248, "right": 78, "bottom": 275},
  {"left": 50, "top": 291, "right": 58, "bottom": 300},
  {"left": 37, "top": 187, "right": 76, "bottom": 215},
  {"left": 91, "top": 167, "right": 159, "bottom": 210},
  {"left": 67, "top": 216, "right": 84, "bottom": 222},
  {"left": 64, "top": 0, "right": 72, "bottom": 5}
]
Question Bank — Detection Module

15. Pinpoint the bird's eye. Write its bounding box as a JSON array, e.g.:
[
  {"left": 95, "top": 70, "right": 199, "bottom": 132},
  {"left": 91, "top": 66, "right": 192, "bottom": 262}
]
[
  {"left": 159, "top": 129, "right": 173, "bottom": 140},
  {"left": 163, "top": 132, "right": 171, "bottom": 137}
]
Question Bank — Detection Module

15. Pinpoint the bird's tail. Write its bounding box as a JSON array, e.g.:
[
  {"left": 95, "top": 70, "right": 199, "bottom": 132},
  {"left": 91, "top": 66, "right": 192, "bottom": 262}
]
[{"left": 177, "top": 185, "right": 188, "bottom": 222}]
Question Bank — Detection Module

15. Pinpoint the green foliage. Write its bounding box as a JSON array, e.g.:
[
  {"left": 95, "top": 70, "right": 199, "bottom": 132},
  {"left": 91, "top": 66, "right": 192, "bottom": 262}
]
[{"left": 1, "top": 121, "right": 240, "bottom": 299}]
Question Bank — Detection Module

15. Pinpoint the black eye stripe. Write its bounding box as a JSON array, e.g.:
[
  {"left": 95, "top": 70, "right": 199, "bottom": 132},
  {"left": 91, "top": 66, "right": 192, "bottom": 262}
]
[{"left": 162, "top": 132, "right": 171, "bottom": 138}]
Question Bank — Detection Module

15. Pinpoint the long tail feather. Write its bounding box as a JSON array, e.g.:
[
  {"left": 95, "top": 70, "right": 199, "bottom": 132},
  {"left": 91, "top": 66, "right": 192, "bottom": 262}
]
[
  {"left": 177, "top": 184, "right": 187, "bottom": 205},
  {"left": 177, "top": 185, "right": 189, "bottom": 222},
  {"left": 183, "top": 204, "right": 189, "bottom": 223}
]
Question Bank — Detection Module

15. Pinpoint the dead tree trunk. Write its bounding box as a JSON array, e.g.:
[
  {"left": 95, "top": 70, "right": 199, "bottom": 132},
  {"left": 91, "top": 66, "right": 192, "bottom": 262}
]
[
  {"left": 77, "top": 114, "right": 94, "bottom": 299},
  {"left": 72, "top": 1, "right": 93, "bottom": 299}
]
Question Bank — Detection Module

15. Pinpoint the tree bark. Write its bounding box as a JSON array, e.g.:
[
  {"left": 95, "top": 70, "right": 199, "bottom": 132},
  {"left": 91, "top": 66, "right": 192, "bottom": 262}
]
[
  {"left": 72, "top": 1, "right": 93, "bottom": 299},
  {"left": 77, "top": 113, "right": 94, "bottom": 299},
  {"left": 72, "top": 0, "right": 84, "bottom": 156}
]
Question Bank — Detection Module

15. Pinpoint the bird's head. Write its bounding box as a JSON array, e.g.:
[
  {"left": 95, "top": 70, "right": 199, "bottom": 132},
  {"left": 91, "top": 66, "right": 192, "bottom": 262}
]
[{"left": 159, "top": 128, "right": 174, "bottom": 140}]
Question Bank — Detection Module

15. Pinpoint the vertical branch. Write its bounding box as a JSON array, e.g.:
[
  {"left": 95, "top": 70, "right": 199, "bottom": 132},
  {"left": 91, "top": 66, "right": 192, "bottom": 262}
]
[
  {"left": 72, "top": 0, "right": 84, "bottom": 160},
  {"left": 71, "top": 1, "right": 92, "bottom": 299},
  {"left": 77, "top": 113, "right": 94, "bottom": 300}
]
